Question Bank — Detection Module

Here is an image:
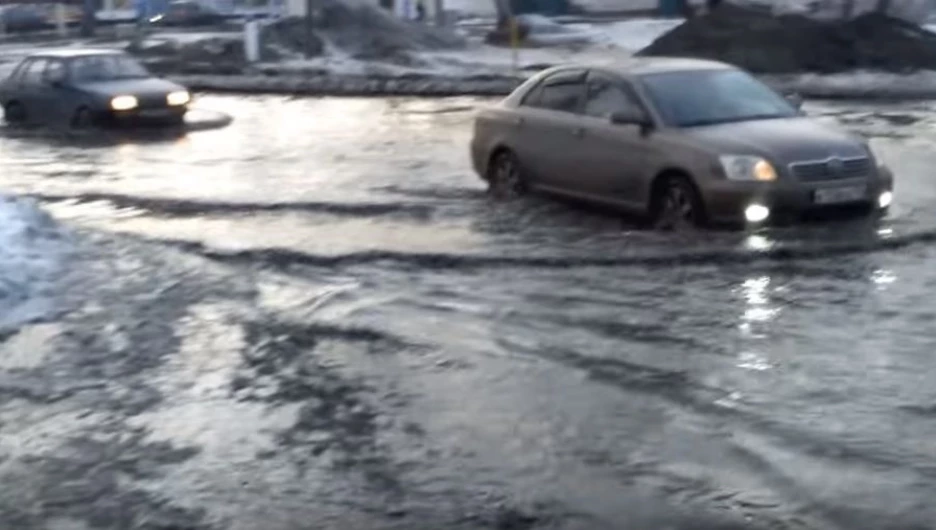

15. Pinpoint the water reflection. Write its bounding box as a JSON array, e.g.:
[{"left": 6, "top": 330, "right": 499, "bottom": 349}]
[
  {"left": 736, "top": 275, "right": 779, "bottom": 372},
  {"left": 871, "top": 268, "right": 897, "bottom": 290},
  {"left": 743, "top": 234, "right": 775, "bottom": 252}
]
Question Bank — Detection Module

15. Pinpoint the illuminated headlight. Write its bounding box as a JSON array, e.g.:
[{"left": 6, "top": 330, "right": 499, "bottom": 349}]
[
  {"left": 110, "top": 95, "right": 138, "bottom": 111},
  {"left": 745, "top": 204, "right": 770, "bottom": 223},
  {"left": 878, "top": 190, "right": 893, "bottom": 209},
  {"left": 719, "top": 155, "right": 777, "bottom": 182},
  {"left": 166, "top": 90, "right": 190, "bottom": 106}
]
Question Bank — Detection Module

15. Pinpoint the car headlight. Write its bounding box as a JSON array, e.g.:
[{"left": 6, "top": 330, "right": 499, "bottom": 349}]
[
  {"left": 110, "top": 95, "right": 138, "bottom": 111},
  {"left": 719, "top": 155, "right": 777, "bottom": 182},
  {"left": 166, "top": 90, "right": 190, "bottom": 106}
]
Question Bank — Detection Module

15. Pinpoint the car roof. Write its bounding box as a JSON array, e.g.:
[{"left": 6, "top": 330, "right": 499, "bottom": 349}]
[
  {"left": 543, "top": 57, "right": 734, "bottom": 78},
  {"left": 27, "top": 48, "right": 126, "bottom": 60}
]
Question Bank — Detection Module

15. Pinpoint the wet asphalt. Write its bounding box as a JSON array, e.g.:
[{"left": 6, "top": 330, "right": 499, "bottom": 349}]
[{"left": 2, "top": 95, "right": 936, "bottom": 529}]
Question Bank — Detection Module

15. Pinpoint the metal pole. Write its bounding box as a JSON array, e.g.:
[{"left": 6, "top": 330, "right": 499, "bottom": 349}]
[
  {"left": 81, "top": 0, "right": 97, "bottom": 37},
  {"left": 510, "top": 16, "right": 518, "bottom": 77},
  {"left": 433, "top": 0, "right": 443, "bottom": 26}
]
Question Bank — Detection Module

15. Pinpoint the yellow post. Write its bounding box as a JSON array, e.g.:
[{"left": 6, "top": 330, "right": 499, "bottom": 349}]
[{"left": 509, "top": 16, "right": 519, "bottom": 77}]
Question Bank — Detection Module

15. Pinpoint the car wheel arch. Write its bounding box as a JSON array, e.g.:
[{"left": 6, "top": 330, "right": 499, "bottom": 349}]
[
  {"left": 3, "top": 99, "right": 26, "bottom": 121},
  {"left": 485, "top": 145, "right": 514, "bottom": 181}
]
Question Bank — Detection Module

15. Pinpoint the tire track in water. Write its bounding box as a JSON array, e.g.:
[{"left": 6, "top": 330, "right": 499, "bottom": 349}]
[
  {"left": 30, "top": 193, "right": 435, "bottom": 219},
  {"left": 512, "top": 343, "right": 936, "bottom": 530},
  {"left": 137, "top": 228, "right": 936, "bottom": 271},
  {"left": 119, "top": 227, "right": 936, "bottom": 482}
]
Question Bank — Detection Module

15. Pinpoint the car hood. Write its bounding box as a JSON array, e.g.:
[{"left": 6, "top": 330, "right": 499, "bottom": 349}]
[
  {"left": 681, "top": 116, "right": 868, "bottom": 164},
  {"left": 76, "top": 78, "right": 184, "bottom": 98}
]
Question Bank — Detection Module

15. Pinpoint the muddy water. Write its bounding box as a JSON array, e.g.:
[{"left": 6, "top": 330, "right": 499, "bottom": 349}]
[{"left": 2, "top": 96, "right": 936, "bottom": 529}]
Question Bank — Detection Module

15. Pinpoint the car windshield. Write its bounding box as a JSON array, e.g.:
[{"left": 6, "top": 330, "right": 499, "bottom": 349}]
[
  {"left": 640, "top": 69, "right": 799, "bottom": 128},
  {"left": 70, "top": 55, "right": 150, "bottom": 82}
]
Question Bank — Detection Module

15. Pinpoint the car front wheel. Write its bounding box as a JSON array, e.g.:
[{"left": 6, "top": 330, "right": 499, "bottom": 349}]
[{"left": 652, "top": 175, "right": 706, "bottom": 231}]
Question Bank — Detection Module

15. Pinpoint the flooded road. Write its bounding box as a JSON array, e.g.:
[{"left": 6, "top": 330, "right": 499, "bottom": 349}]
[{"left": 2, "top": 95, "right": 936, "bottom": 529}]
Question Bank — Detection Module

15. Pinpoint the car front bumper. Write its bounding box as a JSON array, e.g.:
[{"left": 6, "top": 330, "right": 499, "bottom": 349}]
[{"left": 702, "top": 167, "right": 895, "bottom": 225}]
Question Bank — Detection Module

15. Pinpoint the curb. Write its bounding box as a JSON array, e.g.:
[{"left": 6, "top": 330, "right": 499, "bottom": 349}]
[{"left": 171, "top": 74, "right": 524, "bottom": 97}]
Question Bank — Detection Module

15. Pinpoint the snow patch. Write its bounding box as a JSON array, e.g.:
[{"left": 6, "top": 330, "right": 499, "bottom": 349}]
[{"left": 0, "top": 195, "right": 68, "bottom": 334}]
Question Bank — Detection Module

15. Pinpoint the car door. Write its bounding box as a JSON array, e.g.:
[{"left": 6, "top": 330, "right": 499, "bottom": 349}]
[
  {"left": 575, "top": 72, "right": 656, "bottom": 209},
  {"left": 35, "top": 59, "right": 70, "bottom": 125},
  {"left": 13, "top": 58, "right": 51, "bottom": 123},
  {"left": 512, "top": 69, "right": 587, "bottom": 191}
]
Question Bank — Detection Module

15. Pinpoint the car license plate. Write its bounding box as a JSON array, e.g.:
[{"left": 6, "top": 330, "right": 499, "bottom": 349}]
[{"left": 814, "top": 185, "right": 867, "bottom": 205}]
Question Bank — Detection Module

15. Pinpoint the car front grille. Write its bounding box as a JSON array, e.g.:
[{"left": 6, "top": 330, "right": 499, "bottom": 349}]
[{"left": 789, "top": 156, "right": 872, "bottom": 182}]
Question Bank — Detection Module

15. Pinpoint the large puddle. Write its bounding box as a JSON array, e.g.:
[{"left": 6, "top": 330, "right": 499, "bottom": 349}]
[{"left": 3, "top": 95, "right": 936, "bottom": 528}]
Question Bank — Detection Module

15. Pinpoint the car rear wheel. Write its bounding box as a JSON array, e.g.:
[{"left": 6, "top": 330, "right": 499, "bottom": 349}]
[
  {"left": 651, "top": 175, "right": 706, "bottom": 231},
  {"left": 70, "top": 107, "right": 94, "bottom": 129},
  {"left": 487, "top": 149, "right": 526, "bottom": 200},
  {"left": 3, "top": 101, "right": 26, "bottom": 124}
]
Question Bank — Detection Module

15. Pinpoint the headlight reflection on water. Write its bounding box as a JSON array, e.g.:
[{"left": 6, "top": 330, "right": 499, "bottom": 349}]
[{"left": 735, "top": 275, "right": 779, "bottom": 372}]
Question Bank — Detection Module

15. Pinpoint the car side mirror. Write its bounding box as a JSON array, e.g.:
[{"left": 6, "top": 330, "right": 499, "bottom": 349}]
[
  {"left": 785, "top": 92, "right": 803, "bottom": 110},
  {"left": 610, "top": 110, "right": 652, "bottom": 131}
]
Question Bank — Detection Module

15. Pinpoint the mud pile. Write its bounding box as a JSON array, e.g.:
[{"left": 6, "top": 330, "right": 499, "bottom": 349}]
[
  {"left": 135, "top": 0, "right": 466, "bottom": 75},
  {"left": 264, "top": 0, "right": 464, "bottom": 62},
  {"left": 133, "top": 36, "right": 251, "bottom": 75},
  {"left": 637, "top": 4, "right": 936, "bottom": 74}
]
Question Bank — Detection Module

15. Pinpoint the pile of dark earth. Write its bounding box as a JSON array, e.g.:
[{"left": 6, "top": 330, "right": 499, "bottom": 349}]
[
  {"left": 133, "top": 0, "right": 465, "bottom": 76},
  {"left": 637, "top": 3, "right": 936, "bottom": 74}
]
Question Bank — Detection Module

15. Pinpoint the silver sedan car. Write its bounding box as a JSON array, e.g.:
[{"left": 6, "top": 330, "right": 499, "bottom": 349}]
[{"left": 470, "top": 58, "right": 894, "bottom": 228}]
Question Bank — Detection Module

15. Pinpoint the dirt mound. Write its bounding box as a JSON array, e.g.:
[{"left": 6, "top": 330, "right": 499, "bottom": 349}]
[
  {"left": 637, "top": 4, "right": 936, "bottom": 74},
  {"left": 265, "top": 0, "right": 464, "bottom": 61},
  {"left": 132, "top": 36, "right": 256, "bottom": 75}
]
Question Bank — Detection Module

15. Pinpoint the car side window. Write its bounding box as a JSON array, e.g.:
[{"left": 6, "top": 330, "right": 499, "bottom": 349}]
[
  {"left": 521, "top": 71, "right": 585, "bottom": 114},
  {"left": 584, "top": 75, "right": 645, "bottom": 119},
  {"left": 43, "top": 60, "right": 66, "bottom": 85},
  {"left": 537, "top": 81, "right": 585, "bottom": 114},
  {"left": 20, "top": 59, "right": 49, "bottom": 86}
]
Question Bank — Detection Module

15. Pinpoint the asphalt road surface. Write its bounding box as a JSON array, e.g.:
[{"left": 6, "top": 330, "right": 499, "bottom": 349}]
[{"left": 1, "top": 95, "right": 936, "bottom": 530}]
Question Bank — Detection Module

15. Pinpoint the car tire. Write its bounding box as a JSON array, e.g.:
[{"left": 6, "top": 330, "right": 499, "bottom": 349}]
[
  {"left": 651, "top": 175, "right": 706, "bottom": 231},
  {"left": 3, "top": 101, "right": 26, "bottom": 124},
  {"left": 487, "top": 149, "right": 527, "bottom": 200},
  {"left": 70, "top": 107, "right": 95, "bottom": 129}
]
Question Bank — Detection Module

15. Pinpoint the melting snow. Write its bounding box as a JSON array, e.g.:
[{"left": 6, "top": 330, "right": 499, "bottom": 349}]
[{"left": 0, "top": 195, "right": 68, "bottom": 334}]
